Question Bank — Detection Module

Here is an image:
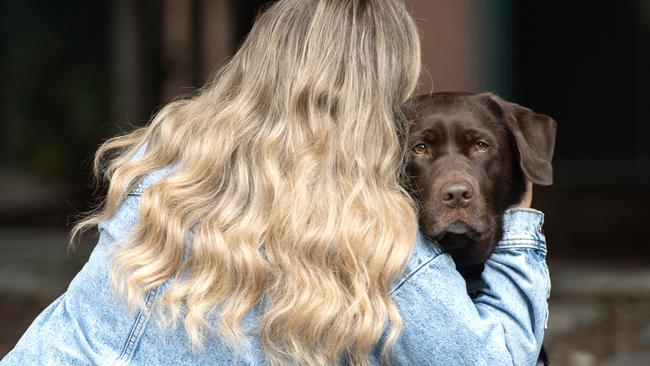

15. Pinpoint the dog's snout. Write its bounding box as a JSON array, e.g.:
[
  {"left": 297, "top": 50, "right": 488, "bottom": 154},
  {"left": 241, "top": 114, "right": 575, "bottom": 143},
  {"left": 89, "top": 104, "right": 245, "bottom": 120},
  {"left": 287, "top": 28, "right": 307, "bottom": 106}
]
[{"left": 440, "top": 182, "right": 473, "bottom": 208}]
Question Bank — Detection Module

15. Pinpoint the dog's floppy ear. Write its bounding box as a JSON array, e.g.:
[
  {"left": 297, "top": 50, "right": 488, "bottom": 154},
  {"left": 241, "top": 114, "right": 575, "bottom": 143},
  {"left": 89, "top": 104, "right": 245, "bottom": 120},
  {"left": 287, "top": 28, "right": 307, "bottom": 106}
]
[
  {"left": 400, "top": 94, "right": 430, "bottom": 121},
  {"left": 477, "top": 93, "right": 557, "bottom": 185}
]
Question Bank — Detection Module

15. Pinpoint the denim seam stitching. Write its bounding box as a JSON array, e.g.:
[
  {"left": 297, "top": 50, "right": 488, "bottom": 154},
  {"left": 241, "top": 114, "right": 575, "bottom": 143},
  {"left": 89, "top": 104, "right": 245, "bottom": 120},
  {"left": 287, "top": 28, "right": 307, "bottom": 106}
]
[
  {"left": 542, "top": 263, "right": 551, "bottom": 329},
  {"left": 499, "top": 321, "right": 516, "bottom": 366},
  {"left": 129, "top": 186, "right": 144, "bottom": 195},
  {"left": 497, "top": 241, "right": 543, "bottom": 246},
  {"left": 115, "top": 287, "right": 159, "bottom": 364},
  {"left": 389, "top": 253, "right": 441, "bottom": 295},
  {"left": 494, "top": 248, "right": 547, "bottom": 255},
  {"left": 498, "top": 238, "right": 543, "bottom": 243},
  {"left": 495, "top": 239, "right": 546, "bottom": 251}
]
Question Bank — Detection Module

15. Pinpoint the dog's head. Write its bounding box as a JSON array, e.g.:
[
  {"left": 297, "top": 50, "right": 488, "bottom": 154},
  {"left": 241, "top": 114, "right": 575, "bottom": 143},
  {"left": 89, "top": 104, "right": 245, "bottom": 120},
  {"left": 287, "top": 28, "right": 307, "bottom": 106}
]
[{"left": 404, "top": 92, "right": 556, "bottom": 264}]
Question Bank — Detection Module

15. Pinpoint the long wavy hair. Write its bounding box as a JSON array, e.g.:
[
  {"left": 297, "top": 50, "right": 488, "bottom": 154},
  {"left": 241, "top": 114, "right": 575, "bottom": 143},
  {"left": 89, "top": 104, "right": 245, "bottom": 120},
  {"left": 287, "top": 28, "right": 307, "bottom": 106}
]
[{"left": 71, "top": 0, "right": 421, "bottom": 364}]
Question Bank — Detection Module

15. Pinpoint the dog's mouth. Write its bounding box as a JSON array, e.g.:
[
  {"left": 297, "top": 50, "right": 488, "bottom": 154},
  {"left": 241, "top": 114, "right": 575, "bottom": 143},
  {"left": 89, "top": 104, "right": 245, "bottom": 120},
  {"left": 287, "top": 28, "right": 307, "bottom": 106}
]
[
  {"left": 431, "top": 221, "right": 478, "bottom": 251},
  {"left": 444, "top": 221, "right": 472, "bottom": 235}
]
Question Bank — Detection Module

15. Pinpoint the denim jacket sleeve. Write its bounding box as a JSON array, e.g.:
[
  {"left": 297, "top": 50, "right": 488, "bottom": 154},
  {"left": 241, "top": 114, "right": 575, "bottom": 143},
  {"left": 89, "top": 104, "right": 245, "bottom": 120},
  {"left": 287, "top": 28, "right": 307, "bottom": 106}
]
[{"left": 381, "top": 208, "right": 550, "bottom": 366}]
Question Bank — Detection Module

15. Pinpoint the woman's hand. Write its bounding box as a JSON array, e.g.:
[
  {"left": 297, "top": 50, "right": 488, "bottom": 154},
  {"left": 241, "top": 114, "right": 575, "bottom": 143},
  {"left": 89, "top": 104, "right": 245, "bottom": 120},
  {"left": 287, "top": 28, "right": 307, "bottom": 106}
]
[{"left": 510, "top": 181, "right": 533, "bottom": 209}]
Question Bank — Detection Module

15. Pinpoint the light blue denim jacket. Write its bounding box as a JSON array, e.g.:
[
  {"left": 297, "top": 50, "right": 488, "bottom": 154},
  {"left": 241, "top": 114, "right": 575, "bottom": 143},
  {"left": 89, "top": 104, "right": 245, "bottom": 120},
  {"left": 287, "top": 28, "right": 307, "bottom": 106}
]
[{"left": 2, "top": 166, "right": 550, "bottom": 366}]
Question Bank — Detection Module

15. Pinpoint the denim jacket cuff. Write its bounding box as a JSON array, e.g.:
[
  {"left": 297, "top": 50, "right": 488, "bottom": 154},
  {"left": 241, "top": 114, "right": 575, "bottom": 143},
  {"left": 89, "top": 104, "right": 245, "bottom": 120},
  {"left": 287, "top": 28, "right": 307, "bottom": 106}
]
[{"left": 495, "top": 208, "right": 547, "bottom": 253}]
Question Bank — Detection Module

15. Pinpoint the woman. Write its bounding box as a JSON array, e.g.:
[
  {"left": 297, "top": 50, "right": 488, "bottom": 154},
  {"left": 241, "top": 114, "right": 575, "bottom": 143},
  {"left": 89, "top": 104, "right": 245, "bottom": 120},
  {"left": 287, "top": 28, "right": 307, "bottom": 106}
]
[{"left": 1, "top": 0, "right": 549, "bottom": 365}]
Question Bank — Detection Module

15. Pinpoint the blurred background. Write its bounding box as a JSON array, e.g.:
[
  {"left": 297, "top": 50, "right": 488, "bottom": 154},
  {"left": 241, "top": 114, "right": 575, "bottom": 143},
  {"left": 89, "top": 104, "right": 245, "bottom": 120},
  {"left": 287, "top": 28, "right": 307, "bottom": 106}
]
[{"left": 1, "top": 0, "right": 649, "bottom": 364}]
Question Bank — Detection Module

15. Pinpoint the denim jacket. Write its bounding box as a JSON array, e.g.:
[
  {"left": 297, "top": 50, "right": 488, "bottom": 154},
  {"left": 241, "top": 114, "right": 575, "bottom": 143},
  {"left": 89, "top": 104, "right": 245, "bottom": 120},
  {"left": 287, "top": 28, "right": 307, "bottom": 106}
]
[{"left": 2, "top": 166, "right": 550, "bottom": 366}]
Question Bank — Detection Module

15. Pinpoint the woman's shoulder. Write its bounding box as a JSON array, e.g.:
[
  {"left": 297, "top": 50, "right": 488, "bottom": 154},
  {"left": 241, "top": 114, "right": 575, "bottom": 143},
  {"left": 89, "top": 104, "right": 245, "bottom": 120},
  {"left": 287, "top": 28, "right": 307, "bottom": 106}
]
[
  {"left": 100, "top": 161, "right": 177, "bottom": 239},
  {"left": 128, "top": 142, "right": 177, "bottom": 196},
  {"left": 98, "top": 143, "right": 175, "bottom": 240}
]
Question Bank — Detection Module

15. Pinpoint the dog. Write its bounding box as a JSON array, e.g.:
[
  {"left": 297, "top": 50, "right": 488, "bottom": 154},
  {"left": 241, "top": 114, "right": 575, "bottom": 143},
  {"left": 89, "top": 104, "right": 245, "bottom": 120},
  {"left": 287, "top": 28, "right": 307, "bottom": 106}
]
[
  {"left": 403, "top": 92, "right": 556, "bottom": 366},
  {"left": 403, "top": 92, "right": 556, "bottom": 282}
]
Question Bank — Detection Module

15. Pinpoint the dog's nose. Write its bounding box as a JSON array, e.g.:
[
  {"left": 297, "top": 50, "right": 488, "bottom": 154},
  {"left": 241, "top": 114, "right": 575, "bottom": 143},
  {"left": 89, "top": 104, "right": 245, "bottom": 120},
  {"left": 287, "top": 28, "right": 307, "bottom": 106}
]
[{"left": 440, "top": 182, "right": 473, "bottom": 208}]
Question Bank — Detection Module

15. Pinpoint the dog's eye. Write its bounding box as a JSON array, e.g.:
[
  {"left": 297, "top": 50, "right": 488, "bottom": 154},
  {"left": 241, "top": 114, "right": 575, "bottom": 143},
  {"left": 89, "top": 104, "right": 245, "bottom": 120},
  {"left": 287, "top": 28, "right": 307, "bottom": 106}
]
[
  {"left": 413, "top": 143, "right": 428, "bottom": 154},
  {"left": 475, "top": 141, "right": 489, "bottom": 152}
]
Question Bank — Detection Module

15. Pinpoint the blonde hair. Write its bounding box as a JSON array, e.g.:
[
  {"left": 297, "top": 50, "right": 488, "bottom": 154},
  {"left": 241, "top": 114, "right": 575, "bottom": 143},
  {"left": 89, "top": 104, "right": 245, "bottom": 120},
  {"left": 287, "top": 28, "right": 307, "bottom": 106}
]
[{"left": 71, "top": 0, "right": 421, "bottom": 364}]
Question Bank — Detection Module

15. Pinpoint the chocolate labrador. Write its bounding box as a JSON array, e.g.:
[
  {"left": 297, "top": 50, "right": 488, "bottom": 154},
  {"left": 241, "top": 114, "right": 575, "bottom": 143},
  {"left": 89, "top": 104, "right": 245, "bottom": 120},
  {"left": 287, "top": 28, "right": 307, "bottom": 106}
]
[
  {"left": 403, "top": 92, "right": 556, "bottom": 280},
  {"left": 403, "top": 92, "right": 556, "bottom": 365}
]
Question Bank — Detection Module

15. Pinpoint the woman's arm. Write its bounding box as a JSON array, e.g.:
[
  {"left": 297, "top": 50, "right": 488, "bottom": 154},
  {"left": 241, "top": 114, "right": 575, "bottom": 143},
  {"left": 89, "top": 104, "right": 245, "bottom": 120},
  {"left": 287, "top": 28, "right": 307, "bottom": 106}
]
[{"left": 383, "top": 208, "right": 549, "bottom": 365}]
